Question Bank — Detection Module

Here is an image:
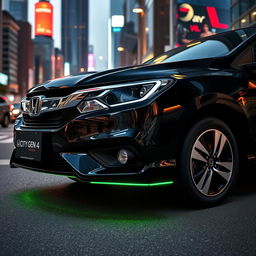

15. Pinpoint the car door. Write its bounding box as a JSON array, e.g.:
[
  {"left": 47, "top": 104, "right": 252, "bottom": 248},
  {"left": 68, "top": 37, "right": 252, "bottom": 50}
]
[
  {"left": 232, "top": 42, "right": 256, "bottom": 145},
  {"left": 0, "top": 97, "right": 5, "bottom": 122}
]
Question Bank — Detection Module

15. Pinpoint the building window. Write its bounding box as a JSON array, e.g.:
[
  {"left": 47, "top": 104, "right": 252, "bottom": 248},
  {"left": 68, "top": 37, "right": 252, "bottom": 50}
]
[
  {"left": 240, "top": 0, "right": 250, "bottom": 15},
  {"left": 251, "top": 0, "right": 256, "bottom": 6},
  {"left": 231, "top": 0, "right": 238, "bottom": 5},
  {"left": 232, "top": 3, "right": 240, "bottom": 22}
]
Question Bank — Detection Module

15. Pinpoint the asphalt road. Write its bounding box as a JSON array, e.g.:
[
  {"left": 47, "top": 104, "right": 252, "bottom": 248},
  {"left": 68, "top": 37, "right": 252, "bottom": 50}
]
[{"left": 0, "top": 125, "right": 256, "bottom": 256}]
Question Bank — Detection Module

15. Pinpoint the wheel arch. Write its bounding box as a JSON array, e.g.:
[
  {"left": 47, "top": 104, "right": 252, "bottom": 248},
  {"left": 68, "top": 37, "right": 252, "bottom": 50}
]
[{"left": 178, "top": 96, "right": 250, "bottom": 157}]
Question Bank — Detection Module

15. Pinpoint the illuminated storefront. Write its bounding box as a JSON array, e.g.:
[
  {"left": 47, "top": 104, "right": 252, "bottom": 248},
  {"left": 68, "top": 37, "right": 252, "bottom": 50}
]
[
  {"left": 135, "top": 0, "right": 230, "bottom": 65},
  {"left": 175, "top": 0, "right": 230, "bottom": 46}
]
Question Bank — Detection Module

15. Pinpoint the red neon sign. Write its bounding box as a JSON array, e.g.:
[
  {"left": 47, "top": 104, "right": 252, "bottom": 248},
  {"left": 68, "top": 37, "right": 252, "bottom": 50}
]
[
  {"left": 190, "top": 25, "right": 201, "bottom": 32},
  {"left": 179, "top": 7, "right": 189, "bottom": 13},
  {"left": 206, "top": 7, "right": 229, "bottom": 29}
]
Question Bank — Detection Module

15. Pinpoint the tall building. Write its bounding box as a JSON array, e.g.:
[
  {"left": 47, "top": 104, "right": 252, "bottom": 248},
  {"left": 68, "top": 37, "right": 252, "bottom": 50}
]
[
  {"left": 0, "top": 0, "right": 3, "bottom": 72},
  {"left": 33, "top": 0, "right": 54, "bottom": 84},
  {"left": 231, "top": 0, "right": 256, "bottom": 29},
  {"left": 33, "top": 36, "right": 54, "bottom": 84},
  {"left": 3, "top": 0, "right": 28, "bottom": 21},
  {"left": 54, "top": 48, "right": 64, "bottom": 78},
  {"left": 110, "top": 0, "right": 126, "bottom": 68},
  {"left": 17, "top": 21, "right": 33, "bottom": 96},
  {"left": 2, "top": 11, "right": 20, "bottom": 94},
  {"left": 120, "top": 0, "right": 138, "bottom": 66},
  {"left": 62, "top": 0, "right": 89, "bottom": 74},
  {"left": 0, "top": 1, "right": 9, "bottom": 94}
]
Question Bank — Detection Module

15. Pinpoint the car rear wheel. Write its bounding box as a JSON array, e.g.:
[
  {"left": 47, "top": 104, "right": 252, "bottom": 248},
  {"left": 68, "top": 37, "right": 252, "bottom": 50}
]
[
  {"left": 180, "top": 118, "right": 239, "bottom": 206},
  {"left": 1, "top": 115, "right": 9, "bottom": 128}
]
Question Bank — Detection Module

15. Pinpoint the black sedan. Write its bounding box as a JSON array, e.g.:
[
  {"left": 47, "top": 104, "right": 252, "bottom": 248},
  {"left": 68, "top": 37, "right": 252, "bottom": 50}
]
[{"left": 10, "top": 27, "right": 256, "bottom": 205}]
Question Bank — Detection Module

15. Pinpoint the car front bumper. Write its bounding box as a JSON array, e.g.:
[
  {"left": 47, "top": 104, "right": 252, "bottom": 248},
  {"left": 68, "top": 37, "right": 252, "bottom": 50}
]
[{"left": 10, "top": 101, "right": 183, "bottom": 183}]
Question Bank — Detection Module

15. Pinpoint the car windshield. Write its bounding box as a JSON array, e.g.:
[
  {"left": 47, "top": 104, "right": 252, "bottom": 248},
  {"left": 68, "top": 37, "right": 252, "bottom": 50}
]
[{"left": 146, "top": 28, "right": 256, "bottom": 64}]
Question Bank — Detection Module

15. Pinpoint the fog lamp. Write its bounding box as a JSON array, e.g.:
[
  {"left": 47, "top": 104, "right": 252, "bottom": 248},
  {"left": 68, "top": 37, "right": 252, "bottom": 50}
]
[{"left": 117, "top": 149, "right": 129, "bottom": 165}]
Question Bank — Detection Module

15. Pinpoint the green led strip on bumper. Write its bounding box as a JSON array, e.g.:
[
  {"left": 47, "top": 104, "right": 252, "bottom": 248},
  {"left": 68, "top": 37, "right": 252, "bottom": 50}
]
[{"left": 89, "top": 181, "right": 174, "bottom": 187}]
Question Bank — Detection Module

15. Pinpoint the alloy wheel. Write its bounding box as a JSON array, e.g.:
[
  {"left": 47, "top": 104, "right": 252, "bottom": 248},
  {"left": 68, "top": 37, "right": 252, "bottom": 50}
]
[{"left": 190, "top": 129, "right": 234, "bottom": 197}]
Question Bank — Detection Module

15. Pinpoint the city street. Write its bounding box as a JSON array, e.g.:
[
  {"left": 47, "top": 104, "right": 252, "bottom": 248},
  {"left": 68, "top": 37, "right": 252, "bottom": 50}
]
[{"left": 0, "top": 125, "right": 255, "bottom": 255}]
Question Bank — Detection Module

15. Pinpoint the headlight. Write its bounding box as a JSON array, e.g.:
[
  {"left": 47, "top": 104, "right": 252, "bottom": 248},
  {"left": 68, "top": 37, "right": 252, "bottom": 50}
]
[
  {"left": 12, "top": 109, "right": 20, "bottom": 115},
  {"left": 101, "top": 83, "right": 155, "bottom": 106},
  {"left": 77, "top": 79, "right": 172, "bottom": 113},
  {"left": 77, "top": 100, "right": 108, "bottom": 113}
]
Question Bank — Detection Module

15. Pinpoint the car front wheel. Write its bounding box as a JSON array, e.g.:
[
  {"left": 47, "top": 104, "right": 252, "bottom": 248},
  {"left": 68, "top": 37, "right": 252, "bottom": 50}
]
[
  {"left": 180, "top": 118, "right": 239, "bottom": 206},
  {"left": 1, "top": 115, "right": 9, "bottom": 128}
]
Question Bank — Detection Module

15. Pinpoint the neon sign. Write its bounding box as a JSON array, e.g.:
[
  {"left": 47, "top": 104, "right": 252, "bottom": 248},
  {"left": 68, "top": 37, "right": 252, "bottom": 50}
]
[
  {"left": 177, "top": 2, "right": 230, "bottom": 46},
  {"left": 35, "top": 1, "right": 53, "bottom": 37}
]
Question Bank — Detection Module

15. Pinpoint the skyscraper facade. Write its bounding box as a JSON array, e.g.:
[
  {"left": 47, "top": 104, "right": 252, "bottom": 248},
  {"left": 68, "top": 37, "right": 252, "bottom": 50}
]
[
  {"left": 120, "top": 0, "right": 138, "bottom": 67},
  {"left": 4, "top": 0, "right": 28, "bottom": 21},
  {"left": 62, "top": 0, "right": 89, "bottom": 74},
  {"left": 110, "top": 0, "right": 125, "bottom": 68},
  {"left": 2, "top": 11, "right": 20, "bottom": 94},
  {"left": 0, "top": 0, "right": 3, "bottom": 72},
  {"left": 33, "top": 36, "right": 54, "bottom": 84},
  {"left": 231, "top": 0, "right": 256, "bottom": 29},
  {"left": 33, "top": 0, "right": 54, "bottom": 84},
  {"left": 17, "top": 20, "right": 33, "bottom": 96},
  {"left": 54, "top": 48, "right": 64, "bottom": 78}
]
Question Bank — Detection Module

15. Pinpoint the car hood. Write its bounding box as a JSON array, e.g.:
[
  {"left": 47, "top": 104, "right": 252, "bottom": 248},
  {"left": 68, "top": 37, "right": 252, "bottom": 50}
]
[{"left": 27, "top": 58, "right": 215, "bottom": 95}]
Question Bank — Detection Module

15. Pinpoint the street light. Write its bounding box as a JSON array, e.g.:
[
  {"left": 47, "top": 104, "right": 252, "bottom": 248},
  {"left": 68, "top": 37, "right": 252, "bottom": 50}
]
[
  {"left": 117, "top": 47, "right": 125, "bottom": 52},
  {"left": 132, "top": 4, "right": 144, "bottom": 14}
]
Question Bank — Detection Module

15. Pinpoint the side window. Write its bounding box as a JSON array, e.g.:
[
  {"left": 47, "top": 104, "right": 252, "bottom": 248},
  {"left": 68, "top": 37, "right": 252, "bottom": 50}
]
[{"left": 232, "top": 46, "right": 253, "bottom": 68}]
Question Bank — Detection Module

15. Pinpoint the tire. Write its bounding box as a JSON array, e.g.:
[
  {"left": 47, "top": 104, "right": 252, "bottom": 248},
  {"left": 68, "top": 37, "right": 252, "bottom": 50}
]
[
  {"left": 1, "top": 114, "right": 9, "bottom": 128},
  {"left": 180, "top": 117, "right": 239, "bottom": 206}
]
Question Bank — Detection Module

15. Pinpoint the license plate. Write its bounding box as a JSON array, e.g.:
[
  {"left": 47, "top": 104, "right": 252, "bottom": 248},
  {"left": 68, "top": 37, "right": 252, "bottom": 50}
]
[{"left": 15, "top": 131, "right": 42, "bottom": 161}]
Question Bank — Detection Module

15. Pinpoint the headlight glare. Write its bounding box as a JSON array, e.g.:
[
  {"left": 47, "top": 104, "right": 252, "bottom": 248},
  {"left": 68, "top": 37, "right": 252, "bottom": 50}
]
[{"left": 12, "top": 109, "right": 20, "bottom": 115}]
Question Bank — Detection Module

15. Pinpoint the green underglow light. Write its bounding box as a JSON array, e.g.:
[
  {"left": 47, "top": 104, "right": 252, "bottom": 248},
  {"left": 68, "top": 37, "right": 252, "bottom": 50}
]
[{"left": 89, "top": 181, "right": 174, "bottom": 187}]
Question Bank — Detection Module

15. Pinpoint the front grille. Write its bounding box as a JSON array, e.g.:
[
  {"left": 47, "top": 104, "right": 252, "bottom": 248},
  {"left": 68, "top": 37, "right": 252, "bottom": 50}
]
[
  {"left": 12, "top": 152, "right": 75, "bottom": 176},
  {"left": 23, "top": 113, "right": 63, "bottom": 128},
  {"left": 22, "top": 108, "right": 79, "bottom": 129}
]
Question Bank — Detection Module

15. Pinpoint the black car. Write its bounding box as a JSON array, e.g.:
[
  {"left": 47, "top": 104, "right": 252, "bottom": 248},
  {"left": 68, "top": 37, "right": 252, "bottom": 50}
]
[
  {"left": 0, "top": 96, "right": 10, "bottom": 128},
  {"left": 10, "top": 27, "right": 256, "bottom": 205}
]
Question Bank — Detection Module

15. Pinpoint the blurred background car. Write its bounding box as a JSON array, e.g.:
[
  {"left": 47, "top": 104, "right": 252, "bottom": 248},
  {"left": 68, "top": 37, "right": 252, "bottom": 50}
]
[
  {"left": 10, "top": 103, "right": 21, "bottom": 123},
  {"left": 0, "top": 96, "right": 10, "bottom": 128}
]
